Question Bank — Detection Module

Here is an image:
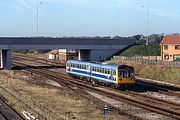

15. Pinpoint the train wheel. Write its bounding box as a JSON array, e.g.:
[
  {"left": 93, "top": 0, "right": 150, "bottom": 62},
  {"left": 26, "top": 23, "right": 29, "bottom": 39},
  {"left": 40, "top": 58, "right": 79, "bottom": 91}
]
[
  {"left": 113, "top": 84, "right": 118, "bottom": 89},
  {"left": 128, "top": 85, "right": 134, "bottom": 90}
]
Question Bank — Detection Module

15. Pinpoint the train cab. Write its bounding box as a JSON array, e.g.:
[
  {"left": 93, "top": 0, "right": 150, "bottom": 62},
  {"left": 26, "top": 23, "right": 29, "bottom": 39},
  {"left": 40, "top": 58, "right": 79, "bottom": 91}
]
[{"left": 117, "top": 65, "right": 135, "bottom": 85}]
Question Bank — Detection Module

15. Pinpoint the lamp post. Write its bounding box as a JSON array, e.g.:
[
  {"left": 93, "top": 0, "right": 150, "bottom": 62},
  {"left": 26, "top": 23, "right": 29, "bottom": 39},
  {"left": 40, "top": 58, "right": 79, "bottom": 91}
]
[
  {"left": 37, "top": 2, "right": 42, "bottom": 37},
  {"left": 142, "top": 5, "right": 149, "bottom": 45}
]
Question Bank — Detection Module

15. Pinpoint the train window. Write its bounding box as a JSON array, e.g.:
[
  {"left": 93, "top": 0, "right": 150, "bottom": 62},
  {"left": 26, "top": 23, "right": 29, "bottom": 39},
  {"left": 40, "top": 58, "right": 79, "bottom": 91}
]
[
  {"left": 103, "top": 68, "right": 105, "bottom": 73},
  {"left": 113, "top": 70, "right": 116, "bottom": 76},
  {"left": 100, "top": 68, "right": 103, "bottom": 73},
  {"left": 128, "top": 69, "right": 134, "bottom": 77},
  {"left": 95, "top": 67, "right": 98, "bottom": 72},
  {"left": 107, "top": 69, "right": 110, "bottom": 74},
  {"left": 96, "top": 67, "right": 98, "bottom": 72},
  {"left": 124, "top": 71, "right": 128, "bottom": 77},
  {"left": 105, "top": 69, "right": 107, "bottom": 74},
  {"left": 97, "top": 67, "right": 100, "bottom": 72},
  {"left": 84, "top": 65, "right": 86, "bottom": 70},
  {"left": 81, "top": 65, "right": 83, "bottom": 69},
  {"left": 120, "top": 71, "right": 123, "bottom": 77}
]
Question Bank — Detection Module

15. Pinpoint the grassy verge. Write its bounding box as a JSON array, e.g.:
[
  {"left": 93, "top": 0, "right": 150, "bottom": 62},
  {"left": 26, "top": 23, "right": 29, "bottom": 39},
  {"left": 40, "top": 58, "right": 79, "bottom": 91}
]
[{"left": 111, "top": 60, "right": 180, "bottom": 85}]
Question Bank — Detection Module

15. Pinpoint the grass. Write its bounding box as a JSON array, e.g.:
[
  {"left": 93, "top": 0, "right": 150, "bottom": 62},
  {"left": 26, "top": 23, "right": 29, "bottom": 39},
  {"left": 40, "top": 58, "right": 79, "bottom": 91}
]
[
  {"left": 111, "top": 60, "right": 180, "bottom": 85},
  {"left": 119, "top": 44, "right": 161, "bottom": 56},
  {"left": 0, "top": 70, "right": 128, "bottom": 120}
]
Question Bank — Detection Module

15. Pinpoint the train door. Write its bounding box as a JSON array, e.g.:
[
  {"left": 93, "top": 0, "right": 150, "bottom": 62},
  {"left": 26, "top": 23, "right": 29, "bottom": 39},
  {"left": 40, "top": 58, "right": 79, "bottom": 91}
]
[
  {"left": 66, "top": 62, "right": 70, "bottom": 71},
  {"left": 89, "top": 64, "right": 92, "bottom": 76},
  {"left": 110, "top": 69, "right": 113, "bottom": 81}
]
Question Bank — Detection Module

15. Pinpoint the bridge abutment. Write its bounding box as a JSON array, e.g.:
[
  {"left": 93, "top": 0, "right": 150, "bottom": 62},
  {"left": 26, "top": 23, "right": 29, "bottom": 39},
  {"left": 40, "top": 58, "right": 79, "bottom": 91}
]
[{"left": 1, "top": 50, "right": 12, "bottom": 70}]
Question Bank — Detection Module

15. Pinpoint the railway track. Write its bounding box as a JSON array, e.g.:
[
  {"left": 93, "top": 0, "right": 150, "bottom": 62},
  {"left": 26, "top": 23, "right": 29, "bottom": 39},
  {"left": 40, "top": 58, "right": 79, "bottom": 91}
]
[
  {"left": 12, "top": 59, "right": 180, "bottom": 120},
  {"left": 12, "top": 53, "right": 64, "bottom": 67},
  {"left": 135, "top": 80, "right": 180, "bottom": 98},
  {"left": 0, "top": 95, "right": 24, "bottom": 120}
]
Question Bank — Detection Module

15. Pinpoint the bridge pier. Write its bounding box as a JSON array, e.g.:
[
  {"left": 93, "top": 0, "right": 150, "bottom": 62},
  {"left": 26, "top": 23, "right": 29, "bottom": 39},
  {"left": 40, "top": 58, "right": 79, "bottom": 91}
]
[
  {"left": 78, "top": 50, "right": 91, "bottom": 60},
  {"left": 0, "top": 50, "right": 12, "bottom": 70},
  {"left": 78, "top": 49, "right": 121, "bottom": 61}
]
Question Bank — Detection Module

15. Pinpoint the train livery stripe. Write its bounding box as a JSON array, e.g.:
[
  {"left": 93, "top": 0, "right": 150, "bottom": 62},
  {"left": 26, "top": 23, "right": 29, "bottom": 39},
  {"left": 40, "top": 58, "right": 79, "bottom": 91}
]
[
  {"left": 68, "top": 69, "right": 90, "bottom": 77},
  {"left": 68, "top": 68, "right": 116, "bottom": 84},
  {"left": 91, "top": 73, "right": 116, "bottom": 81},
  {"left": 72, "top": 69, "right": 89, "bottom": 75},
  {"left": 91, "top": 75, "right": 116, "bottom": 83}
]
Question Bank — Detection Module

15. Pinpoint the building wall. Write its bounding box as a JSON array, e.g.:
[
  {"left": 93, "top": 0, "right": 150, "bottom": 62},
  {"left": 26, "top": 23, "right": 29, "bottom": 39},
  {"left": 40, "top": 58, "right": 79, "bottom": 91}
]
[{"left": 161, "top": 44, "right": 180, "bottom": 61}]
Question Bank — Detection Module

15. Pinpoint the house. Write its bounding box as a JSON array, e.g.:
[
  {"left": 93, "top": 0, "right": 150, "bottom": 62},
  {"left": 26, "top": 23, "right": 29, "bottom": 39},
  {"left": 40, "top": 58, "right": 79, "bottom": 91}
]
[
  {"left": 59, "top": 49, "right": 78, "bottom": 63},
  {"left": 160, "top": 36, "right": 180, "bottom": 61}
]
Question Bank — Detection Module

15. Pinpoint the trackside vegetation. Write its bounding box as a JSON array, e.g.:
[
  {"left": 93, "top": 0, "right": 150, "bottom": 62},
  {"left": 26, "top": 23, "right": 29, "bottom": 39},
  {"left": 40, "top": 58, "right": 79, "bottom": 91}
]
[{"left": 111, "top": 60, "right": 180, "bottom": 85}]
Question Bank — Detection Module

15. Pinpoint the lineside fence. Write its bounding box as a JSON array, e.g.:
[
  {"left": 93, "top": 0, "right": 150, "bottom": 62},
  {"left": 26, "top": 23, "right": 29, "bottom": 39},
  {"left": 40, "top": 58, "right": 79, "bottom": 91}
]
[{"left": 112, "top": 56, "right": 180, "bottom": 67}]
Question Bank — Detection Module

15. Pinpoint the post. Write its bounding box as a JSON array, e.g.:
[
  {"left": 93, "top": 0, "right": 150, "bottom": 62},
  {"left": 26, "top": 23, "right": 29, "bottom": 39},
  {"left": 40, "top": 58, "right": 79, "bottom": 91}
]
[
  {"left": 142, "top": 5, "right": 149, "bottom": 45},
  {"left": 146, "top": 5, "right": 149, "bottom": 45},
  {"left": 102, "top": 105, "right": 109, "bottom": 116},
  {"left": 78, "top": 50, "right": 91, "bottom": 60},
  {"left": 1, "top": 50, "right": 12, "bottom": 70},
  {"left": 37, "top": 2, "right": 42, "bottom": 37},
  {"left": 37, "top": 3, "right": 39, "bottom": 36}
]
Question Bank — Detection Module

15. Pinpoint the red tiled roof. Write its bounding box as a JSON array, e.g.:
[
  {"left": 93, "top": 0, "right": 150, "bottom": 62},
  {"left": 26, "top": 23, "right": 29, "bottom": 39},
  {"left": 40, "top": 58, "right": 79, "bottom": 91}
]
[{"left": 161, "top": 36, "right": 180, "bottom": 44}]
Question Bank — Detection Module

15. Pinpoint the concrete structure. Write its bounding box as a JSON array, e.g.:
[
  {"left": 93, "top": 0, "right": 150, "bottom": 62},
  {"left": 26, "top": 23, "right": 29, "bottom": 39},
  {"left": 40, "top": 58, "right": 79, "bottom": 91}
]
[
  {"left": 1, "top": 50, "right": 12, "bottom": 69},
  {"left": 0, "top": 37, "right": 135, "bottom": 69},
  {"left": 160, "top": 36, "right": 180, "bottom": 61}
]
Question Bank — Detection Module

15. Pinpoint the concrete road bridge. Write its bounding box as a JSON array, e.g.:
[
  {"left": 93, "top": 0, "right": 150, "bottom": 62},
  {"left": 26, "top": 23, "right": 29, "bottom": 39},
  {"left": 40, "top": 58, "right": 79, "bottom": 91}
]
[{"left": 0, "top": 37, "right": 135, "bottom": 69}]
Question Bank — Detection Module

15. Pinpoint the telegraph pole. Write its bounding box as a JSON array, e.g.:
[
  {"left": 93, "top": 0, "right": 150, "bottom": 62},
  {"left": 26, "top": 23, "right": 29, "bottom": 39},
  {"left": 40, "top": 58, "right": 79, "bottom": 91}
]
[
  {"left": 37, "top": 1, "right": 42, "bottom": 37},
  {"left": 142, "top": 5, "right": 149, "bottom": 45}
]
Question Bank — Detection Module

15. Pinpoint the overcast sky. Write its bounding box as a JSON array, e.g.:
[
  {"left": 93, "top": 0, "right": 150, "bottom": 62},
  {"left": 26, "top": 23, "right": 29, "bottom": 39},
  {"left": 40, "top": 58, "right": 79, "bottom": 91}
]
[{"left": 0, "top": 0, "right": 180, "bottom": 37}]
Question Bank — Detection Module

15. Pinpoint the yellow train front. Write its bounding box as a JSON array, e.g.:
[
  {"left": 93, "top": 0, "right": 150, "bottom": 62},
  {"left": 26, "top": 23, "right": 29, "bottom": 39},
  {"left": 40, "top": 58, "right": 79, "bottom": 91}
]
[{"left": 115, "top": 65, "right": 135, "bottom": 88}]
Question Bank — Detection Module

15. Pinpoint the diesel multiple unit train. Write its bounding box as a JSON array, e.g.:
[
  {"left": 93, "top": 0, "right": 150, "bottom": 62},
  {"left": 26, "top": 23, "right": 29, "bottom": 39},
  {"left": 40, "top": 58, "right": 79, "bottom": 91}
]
[{"left": 66, "top": 60, "right": 135, "bottom": 88}]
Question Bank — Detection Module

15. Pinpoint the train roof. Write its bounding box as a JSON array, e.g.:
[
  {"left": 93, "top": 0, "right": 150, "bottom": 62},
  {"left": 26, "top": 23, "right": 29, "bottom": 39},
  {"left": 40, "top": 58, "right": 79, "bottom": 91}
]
[
  {"left": 119, "top": 65, "right": 134, "bottom": 69},
  {"left": 91, "top": 62, "right": 118, "bottom": 69},
  {"left": 67, "top": 60, "right": 91, "bottom": 64}
]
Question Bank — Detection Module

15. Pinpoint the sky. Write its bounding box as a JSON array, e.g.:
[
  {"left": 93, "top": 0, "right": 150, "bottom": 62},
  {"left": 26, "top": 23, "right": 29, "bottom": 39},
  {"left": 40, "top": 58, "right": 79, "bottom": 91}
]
[{"left": 0, "top": 0, "right": 180, "bottom": 37}]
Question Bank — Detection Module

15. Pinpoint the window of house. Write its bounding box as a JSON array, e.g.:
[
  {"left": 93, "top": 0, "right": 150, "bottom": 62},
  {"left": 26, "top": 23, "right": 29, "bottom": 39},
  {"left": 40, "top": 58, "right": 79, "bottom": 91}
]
[
  {"left": 164, "top": 55, "right": 169, "bottom": 60},
  {"left": 163, "top": 45, "right": 168, "bottom": 50},
  {"left": 175, "top": 45, "right": 180, "bottom": 50},
  {"left": 174, "top": 55, "right": 180, "bottom": 61}
]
